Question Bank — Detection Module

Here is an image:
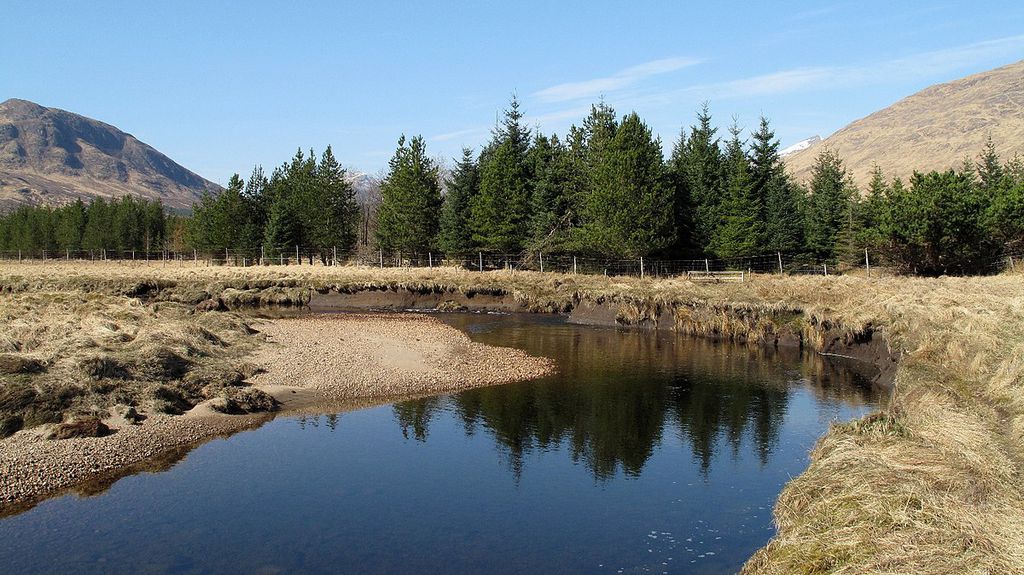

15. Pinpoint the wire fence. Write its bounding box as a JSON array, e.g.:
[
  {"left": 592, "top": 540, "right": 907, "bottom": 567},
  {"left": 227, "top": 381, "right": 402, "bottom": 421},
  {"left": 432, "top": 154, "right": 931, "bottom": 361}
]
[{"left": 0, "top": 246, "right": 1020, "bottom": 279}]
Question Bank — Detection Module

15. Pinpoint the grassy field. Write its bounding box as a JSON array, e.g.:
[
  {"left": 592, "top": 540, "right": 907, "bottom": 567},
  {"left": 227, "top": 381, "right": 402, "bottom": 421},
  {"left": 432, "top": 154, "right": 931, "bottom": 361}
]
[{"left": 1, "top": 261, "right": 1022, "bottom": 573}]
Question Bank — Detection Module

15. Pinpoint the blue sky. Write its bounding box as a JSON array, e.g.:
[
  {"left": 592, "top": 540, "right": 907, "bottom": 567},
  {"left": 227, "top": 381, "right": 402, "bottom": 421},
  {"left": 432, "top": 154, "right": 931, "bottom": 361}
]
[{"left": 4, "top": 1, "right": 1024, "bottom": 184}]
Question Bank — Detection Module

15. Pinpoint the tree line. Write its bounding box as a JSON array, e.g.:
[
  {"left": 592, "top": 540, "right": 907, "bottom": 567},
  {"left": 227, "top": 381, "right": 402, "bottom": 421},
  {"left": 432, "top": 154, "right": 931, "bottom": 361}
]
[
  {"left": 1, "top": 98, "right": 1022, "bottom": 275},
  {"left": 0, "top": 195, "right": 182, "bottom": 254}
]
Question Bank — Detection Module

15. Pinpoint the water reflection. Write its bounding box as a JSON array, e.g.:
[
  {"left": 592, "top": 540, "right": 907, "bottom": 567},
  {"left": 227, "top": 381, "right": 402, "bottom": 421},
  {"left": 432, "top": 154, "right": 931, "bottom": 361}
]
[
  {"left": 392, "top": 315, "right": 877, "bottom": 480},
  {"left": 0, "top": 313, "right": 883, "bottom": 575}
]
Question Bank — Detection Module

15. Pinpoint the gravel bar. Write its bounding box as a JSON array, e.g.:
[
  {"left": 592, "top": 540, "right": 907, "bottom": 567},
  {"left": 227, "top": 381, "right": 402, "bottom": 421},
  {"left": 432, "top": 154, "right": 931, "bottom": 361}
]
[{"left": 0, "top": 312, "right": 554, "bottom": 512}]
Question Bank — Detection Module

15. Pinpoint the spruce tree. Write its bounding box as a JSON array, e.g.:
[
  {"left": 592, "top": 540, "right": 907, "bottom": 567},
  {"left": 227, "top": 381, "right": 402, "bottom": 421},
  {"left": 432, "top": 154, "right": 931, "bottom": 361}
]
[
  {"left": 711, "top": 124, "right": 763, "bottom": 258},
  {"left": 438, "top": 147, "right": 479, "bottom": 254},
  {"left": 976, "top": 136, "right": 1004, "bottom": 194},
  {"left": 684, "top": 105, "right": 724, "bottom": 252},
  {"left": 856, "top": 165, "right": 889, "bottom": 251},
  {"left": 804, "top": 149, "right": 855, "bottom": 260},
  {"left": 751, "top": 117, "right": 803, "bottom": 254},
  {"left": 527, "top": 133, "right": 572, "bottom": 250},
  {"left": 472, "top": 96, "right": 532, "bottom": 252},
  {"left": 582, "top": 112, "right": 674, "bottom": 257},
  {"left": 667, "top": 127, "right": 695, "bottom": 256},
  {"left": 376, "top": 135, "right": 442, "bottom": 253},
  {"left": 310, "top": 146, "right": 359, "bottom": 260}
]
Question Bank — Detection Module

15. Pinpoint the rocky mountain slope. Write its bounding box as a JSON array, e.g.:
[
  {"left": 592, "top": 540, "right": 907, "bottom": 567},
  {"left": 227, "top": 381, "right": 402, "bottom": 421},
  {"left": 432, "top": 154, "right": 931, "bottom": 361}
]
[
  {"left": 784, "top": 60, "right": 1024, "bottom": 187},
  {"left": 0, "top": 99, "right": 220, "bottom": 210}
]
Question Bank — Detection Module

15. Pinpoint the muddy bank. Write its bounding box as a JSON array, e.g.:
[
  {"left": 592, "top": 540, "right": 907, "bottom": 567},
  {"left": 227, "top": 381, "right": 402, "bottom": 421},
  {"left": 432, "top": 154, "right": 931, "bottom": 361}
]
[
  {"left": 308, "top": 288, "right": 525, "bottom": 313},
  {"left": 567, "top": 298, "right": 897, "bottom": 389},
  {"left": 302, "top": 286, "right": 898, "bottom": 389}
]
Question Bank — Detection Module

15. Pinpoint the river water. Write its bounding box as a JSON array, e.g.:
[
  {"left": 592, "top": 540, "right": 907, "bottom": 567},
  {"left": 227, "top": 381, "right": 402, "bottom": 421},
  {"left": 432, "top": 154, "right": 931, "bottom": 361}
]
[{"left": 0, "top": 313, "right": 881, "bottom": 574}]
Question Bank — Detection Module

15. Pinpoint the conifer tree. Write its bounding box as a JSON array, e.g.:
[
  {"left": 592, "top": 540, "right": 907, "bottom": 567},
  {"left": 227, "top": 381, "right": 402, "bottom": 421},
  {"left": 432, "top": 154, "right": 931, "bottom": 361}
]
[
  {"left": 376, "top": 135, "right": 442, "bottom": 253},
  {"left": 438, "top": 147, "right": 479, "bottom": 254},
  {"left": 681, "top": 104, "right": 724, "bottom": 255},
  {"left": 750, "top": 117, "right": 803, "bottom": 254},
  {"left": 581, "top": 112, "right": 674, "bottom": 257},
  {"left": 856, "top": 165, "right": 889, "bottom": 250},
  {"left": 527, "top": 133, "right": 572, "bottom": 250},
  {"left": 472, "top": 96, "right": 532, "bottom": 252},
  {"left": 804, "top": 149, "right": 855, "bottom": 260},
  {"left": 712, "top": 124, "right": 763, "bottom": 258},
  {"left": 976, "top": 136, "right": 1005, "bottom": 194},
  {"left": 310, "top": 146, "right": 359, "bottom": 260}
]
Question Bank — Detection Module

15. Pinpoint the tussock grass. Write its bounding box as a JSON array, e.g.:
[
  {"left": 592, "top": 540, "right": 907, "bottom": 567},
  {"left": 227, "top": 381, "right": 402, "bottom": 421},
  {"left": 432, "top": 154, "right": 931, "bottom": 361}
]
[
  {"left": 0, "top": 288, "right": 265, "bottom": 436},
  {"left": 1, "top": 262, "right": 1023, "bottom": 573}
]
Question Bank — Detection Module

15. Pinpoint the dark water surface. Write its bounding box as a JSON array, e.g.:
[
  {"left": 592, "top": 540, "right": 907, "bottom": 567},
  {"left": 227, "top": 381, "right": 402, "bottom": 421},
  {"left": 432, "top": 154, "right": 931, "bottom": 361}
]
[{"left": 0, "top": 313, "right": 881, "bottom": 574}]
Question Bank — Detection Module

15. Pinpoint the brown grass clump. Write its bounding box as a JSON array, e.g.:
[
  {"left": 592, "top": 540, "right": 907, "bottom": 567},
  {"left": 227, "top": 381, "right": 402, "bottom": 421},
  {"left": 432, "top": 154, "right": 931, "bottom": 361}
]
[
  {"left": 1, "top": 262, "right": 1023, "bottom": 573},
  {"left": 0, "top": 289, "right": 263, "bottom": 437}
]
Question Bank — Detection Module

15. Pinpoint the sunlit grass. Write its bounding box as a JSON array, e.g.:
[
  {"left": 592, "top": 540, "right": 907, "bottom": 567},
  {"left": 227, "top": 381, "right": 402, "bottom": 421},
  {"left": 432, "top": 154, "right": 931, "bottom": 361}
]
[{"left": 1, "top": 261, "right": 1023, "bottom": 572}]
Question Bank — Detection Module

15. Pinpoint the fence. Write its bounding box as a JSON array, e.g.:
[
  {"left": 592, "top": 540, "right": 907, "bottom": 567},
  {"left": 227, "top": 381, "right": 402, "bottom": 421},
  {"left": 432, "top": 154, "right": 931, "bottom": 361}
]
[{"left": 0, "top": 246, "right": 1020, "bottom": 279}]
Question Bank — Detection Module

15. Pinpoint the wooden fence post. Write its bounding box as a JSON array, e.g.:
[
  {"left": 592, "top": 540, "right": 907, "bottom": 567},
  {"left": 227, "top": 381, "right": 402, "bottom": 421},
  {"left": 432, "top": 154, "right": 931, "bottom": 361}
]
[
  {"left": 539, "top": 252, "right": 544, "bottom": 273},
  {"left": 428, "top": 252, "right": 432, "bottom": 268},
  {"left": 478, "top": 252, "right": 483, "bottom": 272},
  {"left": 705, "top": 258, "right": 710, "bottom": 273},
  {"left": 824, "top": 263, "right": 829, "bottom": 276},
  {"left": 296, "top": 245, "right": 300, "bottom": 265},
  {"left": 865, "top": 248, "right": 871, "bottom": 278},
  {"left": 573, "top": 256, "right": 577, "bottom": 275},
  {"left": 777, "top": 252, "right": 783, "bottom": 275},
  {"left": 640, "top": 256, "right": 644, "bottom": 279}
]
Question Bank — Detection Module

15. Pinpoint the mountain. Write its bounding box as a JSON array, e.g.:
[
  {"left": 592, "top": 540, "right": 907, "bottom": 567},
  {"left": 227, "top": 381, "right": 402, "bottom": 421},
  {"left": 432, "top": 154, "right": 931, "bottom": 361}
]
[
  {"left": 783, "top": 60, "right": 1024, "bottom": 187},
  {"left": 345, "top": 170, "right": 380, "bottom": 204},
  {"left": 0, "top": 98, "right": 220, "bottom": 211},
  {"left": 779, "top": 136, "right": 820, "bottom": 157}
]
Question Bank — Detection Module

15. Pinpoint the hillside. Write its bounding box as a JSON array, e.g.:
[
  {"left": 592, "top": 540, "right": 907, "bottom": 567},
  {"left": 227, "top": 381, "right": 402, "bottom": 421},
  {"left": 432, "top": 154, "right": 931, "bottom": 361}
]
[
  {"left": 0, "top": 99, "right": 220, "bottom": 210},
  {"left": 784, "top": 60, "right": 1024, "bottom": 187}
]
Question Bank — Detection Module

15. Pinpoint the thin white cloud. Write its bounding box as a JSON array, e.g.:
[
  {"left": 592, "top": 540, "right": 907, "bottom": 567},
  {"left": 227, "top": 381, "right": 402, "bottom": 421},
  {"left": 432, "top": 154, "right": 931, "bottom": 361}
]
[
  {"left": 526, "top": 105, "right": 594, "bottom": 127},
  {"left": 685, "top": 34, "right": 1024, "bottom": 100},
  {"left": 533, "top": 56, "right": 702, "bottom": 103},
  {"left": 430, "top": 126, "right": 490, "bottom": 142}
]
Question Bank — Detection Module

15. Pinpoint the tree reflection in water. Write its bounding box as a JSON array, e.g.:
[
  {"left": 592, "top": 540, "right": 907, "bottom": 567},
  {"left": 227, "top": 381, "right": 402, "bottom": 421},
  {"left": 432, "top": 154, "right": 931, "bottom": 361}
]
[{"left": 392, "top": 315, "right": 878, "bottom": 481}]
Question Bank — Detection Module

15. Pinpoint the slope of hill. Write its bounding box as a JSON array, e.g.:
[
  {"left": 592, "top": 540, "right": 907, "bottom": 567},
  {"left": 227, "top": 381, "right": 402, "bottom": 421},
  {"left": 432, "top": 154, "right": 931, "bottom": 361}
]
[
  {"left": 0, "top": 99, "right": 220, "bottom": 210},
  {"left": 784, "top": 60, "right": 1024, "bottom": 187}
]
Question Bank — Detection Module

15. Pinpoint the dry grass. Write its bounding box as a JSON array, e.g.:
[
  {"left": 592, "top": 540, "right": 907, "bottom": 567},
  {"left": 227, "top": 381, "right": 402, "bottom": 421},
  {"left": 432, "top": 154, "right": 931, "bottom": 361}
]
[
  {"left": 1, "top": 261, "right": 1023, "bottom": 573},
  {"left": 0, "top": 288, "right": 265, "bottom": 436}
]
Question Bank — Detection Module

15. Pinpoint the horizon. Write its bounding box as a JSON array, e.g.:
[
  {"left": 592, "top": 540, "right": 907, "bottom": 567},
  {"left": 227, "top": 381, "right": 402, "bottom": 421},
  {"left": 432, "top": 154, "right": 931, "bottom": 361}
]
[{"left": 3, "top": 1, "right": 1024, "bottom": 185}]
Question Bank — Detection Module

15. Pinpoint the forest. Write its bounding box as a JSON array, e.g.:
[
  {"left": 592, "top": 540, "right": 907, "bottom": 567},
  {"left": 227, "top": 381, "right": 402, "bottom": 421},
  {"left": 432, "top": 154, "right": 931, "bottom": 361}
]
[{"left": 1, "top": 98, "right": 1022, "bottom": 275}]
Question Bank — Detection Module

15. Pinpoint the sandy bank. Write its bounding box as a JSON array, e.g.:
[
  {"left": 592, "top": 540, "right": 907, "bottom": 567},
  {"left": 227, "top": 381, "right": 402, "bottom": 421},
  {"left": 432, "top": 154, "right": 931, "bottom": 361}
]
[
  {"left": 249, "top": 313, "right": 554, "bottom": 400},
  {"left": 0, "top": 312, "right": 554, "bottom": 513}
]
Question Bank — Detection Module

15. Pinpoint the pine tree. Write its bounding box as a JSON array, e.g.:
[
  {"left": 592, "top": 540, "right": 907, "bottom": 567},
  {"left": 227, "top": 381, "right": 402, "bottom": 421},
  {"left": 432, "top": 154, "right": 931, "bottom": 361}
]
[
  {"left": 376, "top": 135, "right": 442, "bottom": 253},
  {"left": 581, "top": 112, "right": 674, "bottom": 257},
  {"left": 472, "top": 96, "right": 532, "bottom": 252},
  {"left": 804, "top": 149, "right": 855, "bottom": 260},
  {"left": 438, "top": 147, "right": 479, "bottom": 254}
]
